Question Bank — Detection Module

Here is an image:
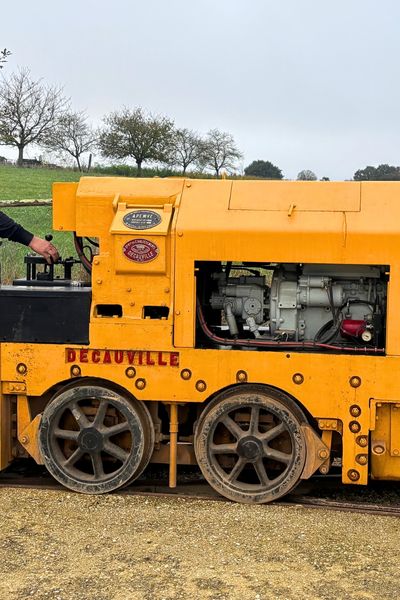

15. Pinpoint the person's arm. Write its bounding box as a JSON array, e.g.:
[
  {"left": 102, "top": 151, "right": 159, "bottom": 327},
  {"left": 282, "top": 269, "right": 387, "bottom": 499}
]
[{"left": 0, "top": 211, "right": 59, "bottom": 263}]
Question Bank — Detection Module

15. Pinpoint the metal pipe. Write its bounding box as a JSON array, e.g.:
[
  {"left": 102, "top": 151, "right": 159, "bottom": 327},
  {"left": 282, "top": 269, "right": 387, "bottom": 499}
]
[{"left": 169, "top": 403, "right": 179, "bottom": 488}]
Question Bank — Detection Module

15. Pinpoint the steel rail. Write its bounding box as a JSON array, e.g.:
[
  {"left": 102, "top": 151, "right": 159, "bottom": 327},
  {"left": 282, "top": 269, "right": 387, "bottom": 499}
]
[{"left": 1, "top": 475, "right": 400, "bottom": 517}]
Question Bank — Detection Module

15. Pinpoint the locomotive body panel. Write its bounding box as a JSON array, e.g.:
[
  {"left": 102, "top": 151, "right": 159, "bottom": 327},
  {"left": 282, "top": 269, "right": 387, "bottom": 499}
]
[{"left": 1, "top": 176, "right": 400, "bottom": 500}]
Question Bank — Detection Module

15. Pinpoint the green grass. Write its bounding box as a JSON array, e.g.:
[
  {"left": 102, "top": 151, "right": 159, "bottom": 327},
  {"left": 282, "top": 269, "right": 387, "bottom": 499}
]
[
  {"left": 0, "top": 166, "right": 99, "bottom": 280},
  {"left": 0, "top": 165, "right": 86, "bottom": 200}
]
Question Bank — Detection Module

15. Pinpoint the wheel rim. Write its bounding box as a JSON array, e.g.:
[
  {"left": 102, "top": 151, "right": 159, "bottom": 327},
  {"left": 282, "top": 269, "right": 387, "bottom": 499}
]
[
  {"left": 195, "top": 389, "right": 306, "bottom": 503},
  {"left": 40, "top": 386, "right": 154, "bottom": 493}
]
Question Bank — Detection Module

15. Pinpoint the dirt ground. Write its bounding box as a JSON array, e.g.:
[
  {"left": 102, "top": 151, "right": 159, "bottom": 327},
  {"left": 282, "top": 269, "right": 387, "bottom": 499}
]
[{"left": 0, "top": 488, "right": 399, "bottom": 600}]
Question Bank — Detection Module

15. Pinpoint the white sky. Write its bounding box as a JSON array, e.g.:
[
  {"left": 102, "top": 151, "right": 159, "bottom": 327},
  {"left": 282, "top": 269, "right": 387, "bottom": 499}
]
[{"left": 1, "top": 0, "right": 400, "bottom": 179}]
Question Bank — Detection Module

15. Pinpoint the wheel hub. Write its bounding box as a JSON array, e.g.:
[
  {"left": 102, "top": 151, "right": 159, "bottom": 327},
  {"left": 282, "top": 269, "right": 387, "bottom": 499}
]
[
  {"left": 78, "top": 428, "right": 104, "bottom": 452},
  {"left": 237, "top": 436, "right": 263, "bottom": 461}
]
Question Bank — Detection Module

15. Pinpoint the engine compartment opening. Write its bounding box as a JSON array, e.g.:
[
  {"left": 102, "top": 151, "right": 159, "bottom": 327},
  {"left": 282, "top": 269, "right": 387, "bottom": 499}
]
[{"left": 195, "top": 261, "right": 388, "bottom": 354}]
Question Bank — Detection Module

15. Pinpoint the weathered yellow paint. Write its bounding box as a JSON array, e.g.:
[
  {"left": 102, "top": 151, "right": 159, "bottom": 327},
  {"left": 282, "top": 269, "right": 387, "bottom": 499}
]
[
  {"left": 6, "top": 177, "right": 400, "bottom": 485},
  {"left": 17, "top": 395, "right": 43, "bottom": 465}
]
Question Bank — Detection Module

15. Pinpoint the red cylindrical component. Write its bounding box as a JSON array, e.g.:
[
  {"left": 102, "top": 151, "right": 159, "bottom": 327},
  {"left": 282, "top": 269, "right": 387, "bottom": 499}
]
[{"left": 340, "top": 319, "right": 366, "bottom": 338}]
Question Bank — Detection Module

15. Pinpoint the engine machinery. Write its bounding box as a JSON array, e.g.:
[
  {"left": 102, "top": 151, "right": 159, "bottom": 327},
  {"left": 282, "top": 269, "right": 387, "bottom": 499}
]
[
  {"left": 209, "top": 264, "right": 385, "bottom": 345},
  {"left": 0, "top": 177, "right": 399, "bottom": 504}
]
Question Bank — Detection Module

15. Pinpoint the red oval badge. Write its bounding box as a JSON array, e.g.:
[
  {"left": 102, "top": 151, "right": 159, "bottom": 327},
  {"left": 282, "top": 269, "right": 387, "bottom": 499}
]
[{"left": 123, "top": 239, "right": 159, "bottom": 263}]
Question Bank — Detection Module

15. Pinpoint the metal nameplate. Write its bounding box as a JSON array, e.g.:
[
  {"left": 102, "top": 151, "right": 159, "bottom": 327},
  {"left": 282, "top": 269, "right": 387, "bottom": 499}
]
[{"left": 123, "top": 210, "right": 161, "bottom": 230}]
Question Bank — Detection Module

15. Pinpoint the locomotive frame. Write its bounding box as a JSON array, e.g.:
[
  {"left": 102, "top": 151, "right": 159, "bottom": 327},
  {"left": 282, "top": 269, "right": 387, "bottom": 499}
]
[{"left": 0, "top": 176, "right": 399, "bottom": 503}]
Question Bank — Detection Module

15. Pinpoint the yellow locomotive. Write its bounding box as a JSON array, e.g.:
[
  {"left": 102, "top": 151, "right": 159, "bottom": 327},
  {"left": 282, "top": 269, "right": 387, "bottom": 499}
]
[{"left": 0, "top": 177, "right": 398, "bottom": 503}]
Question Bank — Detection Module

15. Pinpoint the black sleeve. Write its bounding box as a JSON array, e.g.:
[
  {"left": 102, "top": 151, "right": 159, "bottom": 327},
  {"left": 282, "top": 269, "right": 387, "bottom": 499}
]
[{"left": 0, "top": 211, "right": 34, "bottom": 246}]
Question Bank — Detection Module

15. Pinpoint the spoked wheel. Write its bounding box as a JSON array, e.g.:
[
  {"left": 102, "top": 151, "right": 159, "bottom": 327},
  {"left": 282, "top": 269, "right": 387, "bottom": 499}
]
[
  {"left": 194, "top": 385, "right": 307, "bottom": 504},
  {"left": 39, "top": 385, "right": 154, "bottom": 494}
]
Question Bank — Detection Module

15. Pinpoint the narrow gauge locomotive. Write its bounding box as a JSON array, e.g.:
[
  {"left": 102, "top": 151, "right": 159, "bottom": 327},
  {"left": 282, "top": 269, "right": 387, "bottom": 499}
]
[{"left": 0, "top": 177, "right": 398, "bottom": 503}]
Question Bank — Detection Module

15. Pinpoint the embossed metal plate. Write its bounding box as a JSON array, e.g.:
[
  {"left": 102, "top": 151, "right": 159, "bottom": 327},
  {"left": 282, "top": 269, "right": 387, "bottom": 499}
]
[
  {"left": 123, "top": 210, "right": 161, "bottom": 230},
  {"left": 123, "top": 239, "right": 159, "bottom": 263}
]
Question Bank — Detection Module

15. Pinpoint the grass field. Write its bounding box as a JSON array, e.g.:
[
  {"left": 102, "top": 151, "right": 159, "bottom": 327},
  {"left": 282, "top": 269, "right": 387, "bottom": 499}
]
[
  {"left": 0, "top": 165, "right": 89, "bottom": 200},
  {"left": 0, "top": 166, "right": 92, "bottom": 281}
]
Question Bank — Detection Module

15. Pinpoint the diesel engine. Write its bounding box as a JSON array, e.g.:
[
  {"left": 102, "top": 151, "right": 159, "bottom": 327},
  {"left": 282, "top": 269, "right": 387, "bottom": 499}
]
[{"left": 199, "top": 262, "right": 387, "bottom": 350}]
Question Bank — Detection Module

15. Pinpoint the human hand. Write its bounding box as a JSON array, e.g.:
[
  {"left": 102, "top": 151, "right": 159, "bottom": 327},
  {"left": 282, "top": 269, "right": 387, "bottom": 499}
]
[{"left": 29, "top": 236, "right": 60, "bottom": 264}]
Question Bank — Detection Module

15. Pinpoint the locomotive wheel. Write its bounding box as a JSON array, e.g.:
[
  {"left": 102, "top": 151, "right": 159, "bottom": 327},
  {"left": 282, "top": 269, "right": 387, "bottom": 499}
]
[
  {"left": 194, "top": 386, "right": 307, "bottom": 504},
  {"left": 39, "top": 385, "right": 154, "bottom": 494}
]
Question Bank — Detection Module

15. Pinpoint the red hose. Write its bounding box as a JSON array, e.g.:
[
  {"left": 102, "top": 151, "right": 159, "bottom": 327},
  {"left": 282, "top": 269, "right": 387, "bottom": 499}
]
[
  {"left": 73, "top": 233, "right": 92, "bottom": 273},
  {"left": 196, "top": 299, "right": 384, "bottom": 354}
]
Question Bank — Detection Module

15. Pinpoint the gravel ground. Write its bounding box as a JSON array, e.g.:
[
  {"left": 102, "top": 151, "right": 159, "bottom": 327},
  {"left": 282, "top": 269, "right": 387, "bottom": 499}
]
[{"left": 0, "top": 488, "right": 399, "bottom": 600}]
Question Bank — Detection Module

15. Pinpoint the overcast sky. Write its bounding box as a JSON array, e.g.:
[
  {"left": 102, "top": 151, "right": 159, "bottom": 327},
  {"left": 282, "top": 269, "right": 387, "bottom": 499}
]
[{"left": 1, "top": 0, "right": 400, "bottom": 179}]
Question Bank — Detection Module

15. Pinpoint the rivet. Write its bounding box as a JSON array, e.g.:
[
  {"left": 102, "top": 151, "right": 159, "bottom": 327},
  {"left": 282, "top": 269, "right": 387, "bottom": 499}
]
[
  {"left": 356, "top": 435, "right": 368, "bottom": 447},
  {"left": 16, "top": 363, "right": 27, "bottom": 375},
  {"left": 177, "top": 231, "right": 183, "bottom": 237},
  {"left": 93, "top": 259, "right": 99, "bottom": 265},
  {"left": 175, "top": 310, "right": 181, "bottom": 315},
  {"left": 349, "top": 421, "right": 361, "bottom": 433},
  {"left": 347, "top": 469, "right": 360, "bottom": 482},
  {"left": 20, "top": 435, "right": 29, "bottom": 445},
  {"left": 350, "top": 405, "right": 361, "bottom": 417},
  {"left": 96, "top": 279, "right": 102, "bottom": 285},
  {"left": 181, "top": 369, "right": 192, "bottom": 381},
  {"left": 196, "top": 380, "right": 207, "bottom": 392},
  {"left": 319, "top": 465, "right": 329, "bottom": 475},
  {"left": 164, "top": 287, "right": 170, "bottom": 294},
  {"left": 356, "top": 454, "right": 368, "bottom": 465},
  {"left": 126, "top": 287, "right": 131, "bottom": 292},
  {"left": 236, "top": 370, "right": 247, "bottom": 383},
  {"left": 135, "top": 378, "right": 146, "bottom": 390},
  {"left": 349, "top": 376, "right": 361, "bottom": 388},
  {"left": 71, "top": 365, "right": 81, "bottom": 377},
  {"left": 130, "top": 302, "right": 135, "bottom": 306},
  {"left": 373, "top": 444, "right": 385, "bottom": 455},
  {"left": 394, "top": 449, "right": 400, "bottom": 456},
  {"left": 125, "top": 367, "right": 136, "bottom": 379},
  {"left": 186, "top": 182, "right": 192, "bottom": 188},
  {"left": 292, "top": 373, "right": 304, "bottom": 385}
]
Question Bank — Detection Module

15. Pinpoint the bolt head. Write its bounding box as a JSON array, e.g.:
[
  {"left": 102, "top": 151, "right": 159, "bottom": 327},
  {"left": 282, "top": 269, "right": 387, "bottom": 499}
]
[
  {"left": 16, "top": 363, "right": 27, "bottom": 375},
  {"left": 349, "top": 421, "right": 361, "bottom": 433},
  {"left": 347, "top": 469, "right": 360, "bottom": 482},
  {"left": 236, "top": 370, "right": 247, "bottom": 383},
  {"left": 135, "top": 378, "right": 146, "bottom": 390},
  {"left": 196, "top": 380, "right": 207, "bottom": 392},
  {"left": 349, "top": 376, "right": 362, "bottom": 388},
  {"left": 356, "top": 435, "right": 368, "bottom": 447},
  {"left": 125, "top": 367, "right": 136, "bottom": 379},
  {"left": 292, "top": 373, "right": 304, "bottom": 385},
  {"left": 350, "top": 405, "right": 361, "bottom": 417},
  {"left": 356, "top": 454, "right": 368, "bottom": 465},
  {"left": 181, "top": 369, "right": 192, "bottom": 381}
]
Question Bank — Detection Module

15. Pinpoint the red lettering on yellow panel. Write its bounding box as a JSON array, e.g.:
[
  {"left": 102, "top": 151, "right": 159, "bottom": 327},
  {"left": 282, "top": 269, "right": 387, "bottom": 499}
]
[{"left": 65, "top": 349, "right": 180, "bottom": 367}]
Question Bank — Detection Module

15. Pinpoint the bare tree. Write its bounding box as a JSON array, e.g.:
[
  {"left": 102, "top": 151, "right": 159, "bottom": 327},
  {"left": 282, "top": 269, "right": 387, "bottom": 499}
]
[
  {"left": 99, "top": 107, "right": 174, "bottom": 176},
  {"left": 199, "top": 129, "right": 242, "bottom": 176},
  {"left": 43, "top": 111, "right": 97, "bottom": 171},
  {"left": 171, "top": 128, "right": 202, "bottom": 174},
  {"left": 297, "top": 169, "right": 317, "bottom": 181},
  {"left": 0, "top": 69, "right": 68, "bottom": 165},
  {"left": 0, "top": 48, "right": 11, "bottom": 69}
]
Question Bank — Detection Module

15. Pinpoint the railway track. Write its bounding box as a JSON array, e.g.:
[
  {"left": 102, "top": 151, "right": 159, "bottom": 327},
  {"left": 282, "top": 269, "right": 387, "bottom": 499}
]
[{"left": 1, "top": 465, "right": 400, "bottom": 517}]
